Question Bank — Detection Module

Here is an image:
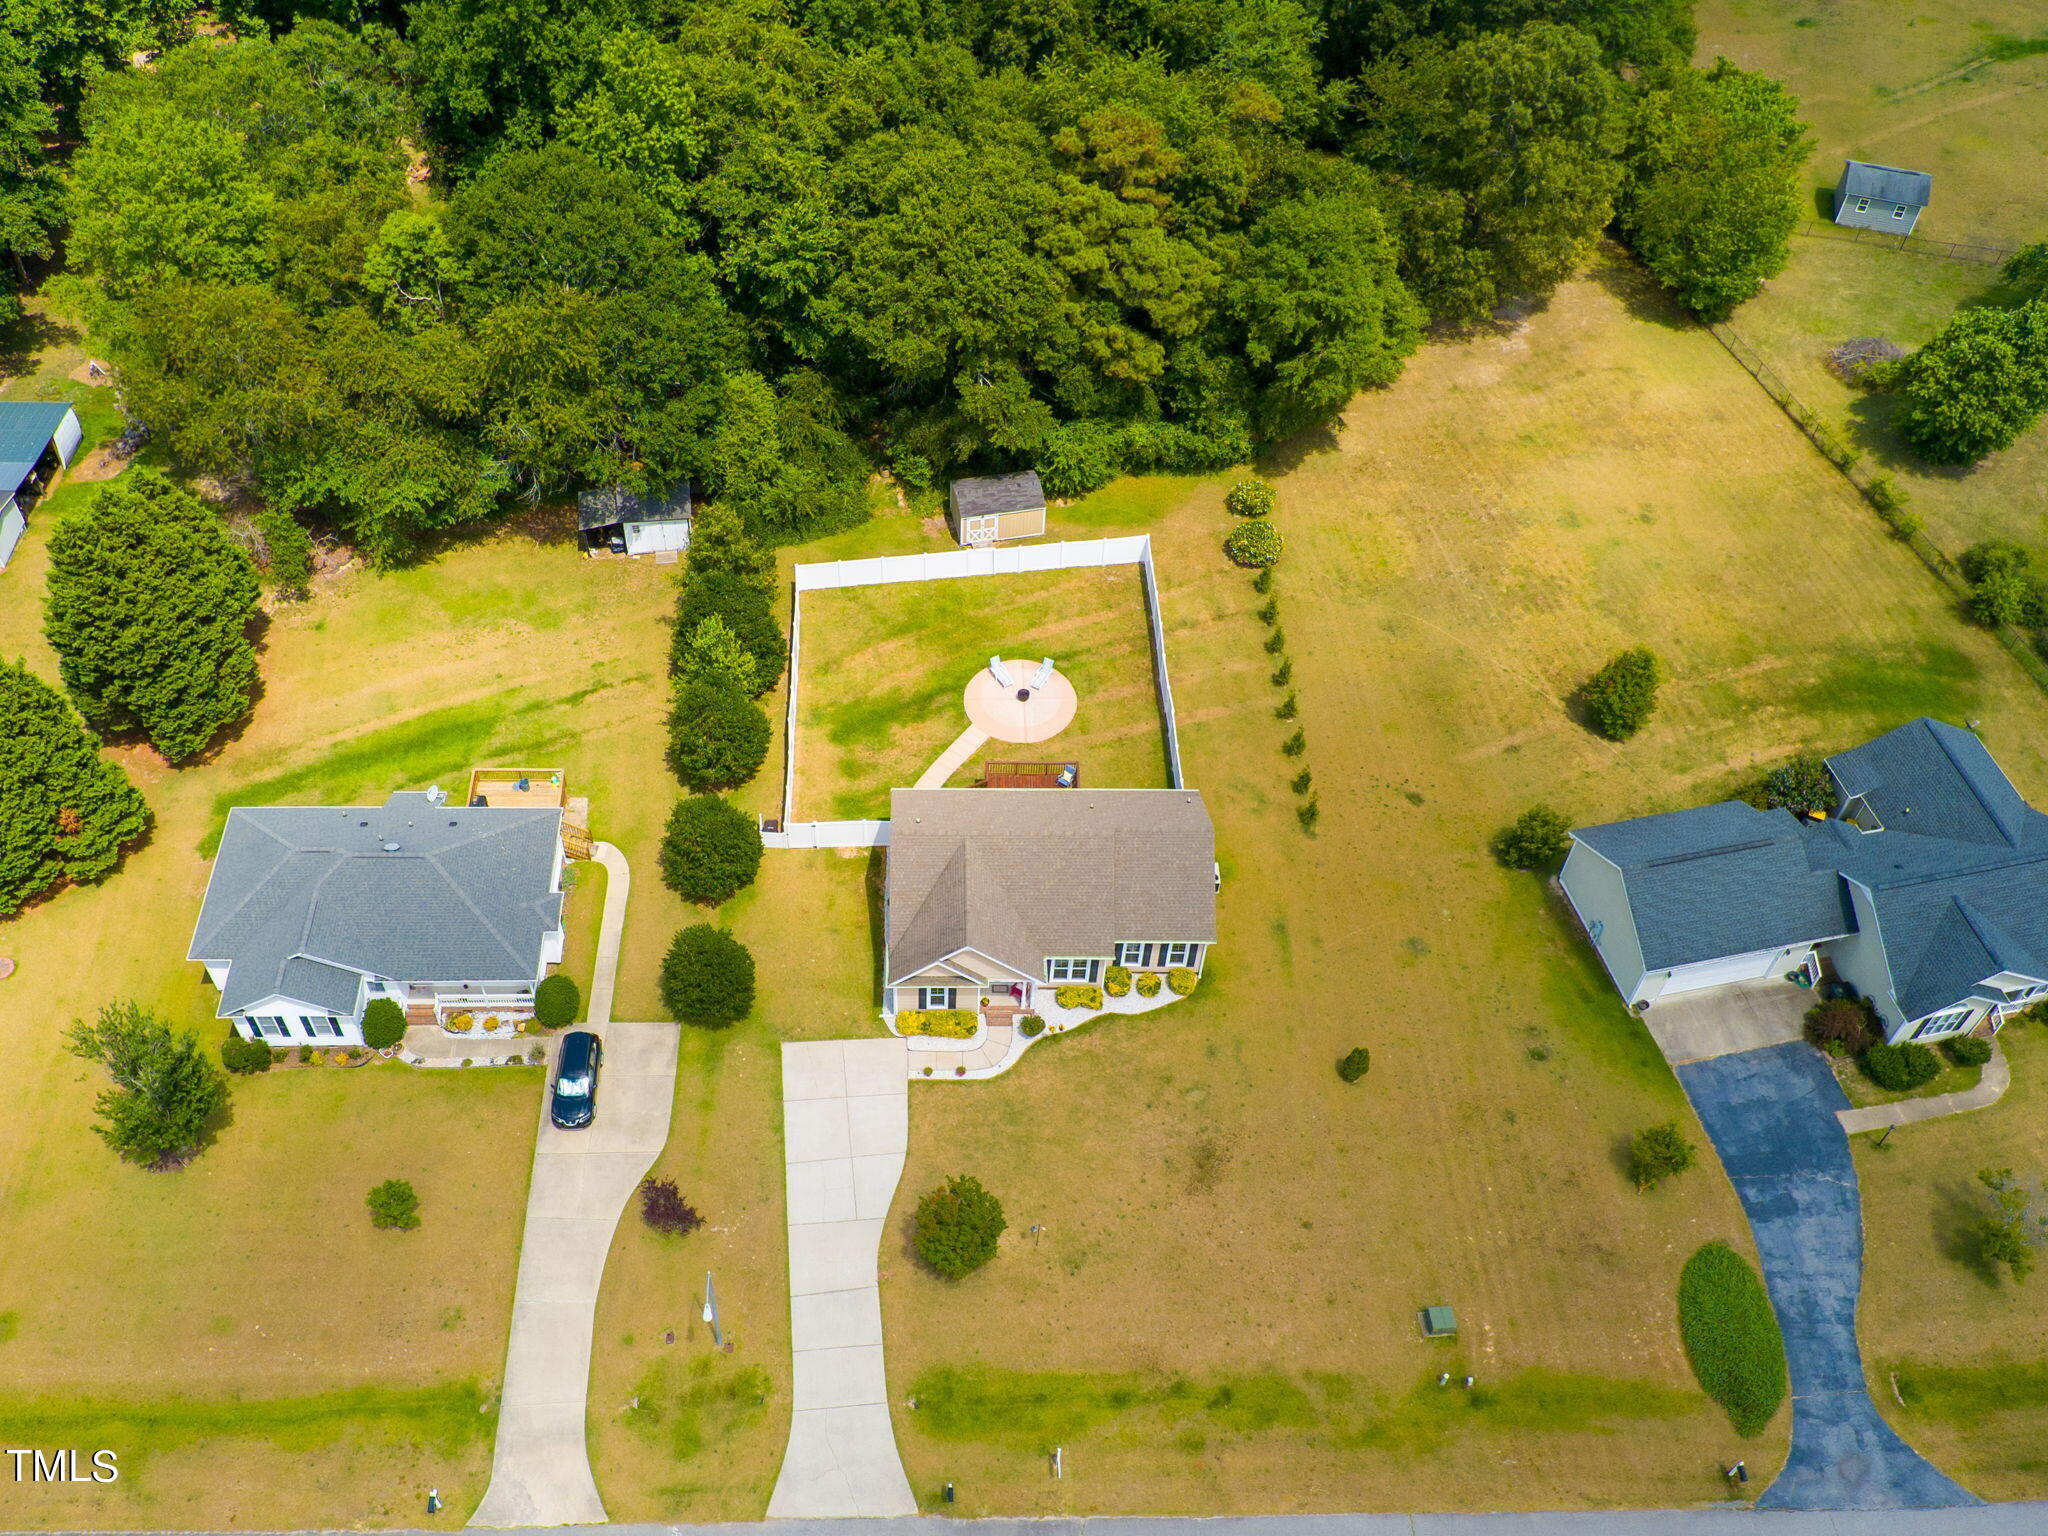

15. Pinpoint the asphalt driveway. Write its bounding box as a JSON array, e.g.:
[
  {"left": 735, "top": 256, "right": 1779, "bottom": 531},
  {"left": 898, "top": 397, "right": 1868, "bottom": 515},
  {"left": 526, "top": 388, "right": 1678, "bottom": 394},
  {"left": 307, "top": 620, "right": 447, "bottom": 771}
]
[{"left": 1675, "top": 1042, "right": 1976, "bottom": 1512}]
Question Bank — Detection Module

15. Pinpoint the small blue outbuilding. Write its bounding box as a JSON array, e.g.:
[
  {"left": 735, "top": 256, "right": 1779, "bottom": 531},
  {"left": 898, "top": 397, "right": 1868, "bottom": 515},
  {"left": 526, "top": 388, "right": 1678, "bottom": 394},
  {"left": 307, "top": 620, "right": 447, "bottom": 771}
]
[
  {"left": 0, "top": 399, "right": 82, "bottom": 571},
  {"left": 1832, "top": 160, "right": 1932, "bottom": 234}
]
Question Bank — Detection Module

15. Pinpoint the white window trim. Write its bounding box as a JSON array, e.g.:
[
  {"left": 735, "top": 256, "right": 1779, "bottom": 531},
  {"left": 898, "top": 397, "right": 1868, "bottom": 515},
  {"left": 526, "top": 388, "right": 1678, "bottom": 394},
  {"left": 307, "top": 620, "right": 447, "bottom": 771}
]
[
  {"left": 1911, "top": 1008, "right": 1974, "bottom": 1041},
  {"left": 917, "top": 986, "right": 954, "bottom": 1009},
  {"left": 1113, "top": 941, "right": 1205, "bottom": 969},
  {"left": 1046, "top": 957, "right": 1100, "bottom": 983},
  {"left": 1890, "top": 204, "right": 1908, "bottom": 219}
]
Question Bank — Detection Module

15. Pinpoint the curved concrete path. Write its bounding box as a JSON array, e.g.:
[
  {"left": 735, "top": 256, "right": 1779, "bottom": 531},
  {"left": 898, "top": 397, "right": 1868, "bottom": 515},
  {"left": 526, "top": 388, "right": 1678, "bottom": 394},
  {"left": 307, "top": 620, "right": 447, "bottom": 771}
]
[
  {"left": 1675, "top": 1043, "right": 1977, "bottom": 1512},
  {"left": 473, "top": 845, "right": 680, "bottom": 1528},
  {"left": 915, "top": 724, "right": 990, "bottom": 790},
  {"left": 769, "top": 1039, "right": 917, "bottom": 1519},
  {"left": 1838, "top": 1037, "right": 2009, "bottom": 1135}
]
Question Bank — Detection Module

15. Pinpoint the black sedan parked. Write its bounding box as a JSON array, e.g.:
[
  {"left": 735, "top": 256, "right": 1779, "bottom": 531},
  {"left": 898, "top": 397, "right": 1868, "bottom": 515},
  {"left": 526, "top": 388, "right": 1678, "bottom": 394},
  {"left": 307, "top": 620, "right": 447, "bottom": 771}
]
[{"left": 549, "top": 1030, "right": 603, "bottom": 1129}]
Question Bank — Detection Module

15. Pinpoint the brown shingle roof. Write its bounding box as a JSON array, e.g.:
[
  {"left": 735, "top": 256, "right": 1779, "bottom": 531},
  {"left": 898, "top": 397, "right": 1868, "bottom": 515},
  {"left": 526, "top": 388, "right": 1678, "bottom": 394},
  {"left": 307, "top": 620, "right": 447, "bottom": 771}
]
[{"left": 885, "top": 789, "right": 1216, "bottom": 984}]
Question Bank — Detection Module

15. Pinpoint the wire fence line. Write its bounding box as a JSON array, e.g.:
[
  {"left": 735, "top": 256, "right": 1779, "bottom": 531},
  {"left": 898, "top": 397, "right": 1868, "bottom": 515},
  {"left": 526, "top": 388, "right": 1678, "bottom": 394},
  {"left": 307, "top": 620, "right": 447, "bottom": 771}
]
[
  {"left": 1793, "top": 223, "right": 2018, "bottom": 266},
  {"left": 1704, "top": 320, "right": 2048, "bottom": 699}
]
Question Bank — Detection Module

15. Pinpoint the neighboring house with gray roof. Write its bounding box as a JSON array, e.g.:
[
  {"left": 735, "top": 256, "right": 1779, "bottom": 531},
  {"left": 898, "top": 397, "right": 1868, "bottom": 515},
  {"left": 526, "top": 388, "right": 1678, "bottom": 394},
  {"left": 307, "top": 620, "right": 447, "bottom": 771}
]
[
  {"left": 947, "top": 472, "right": 1046, "bottom": 546},
  {"left": 1833, "top": 160, "right": 1932, "bottom": 234},
  {"left": 1561, "top": 718, "right": 2048, "bottom": 1044},
  {"left": 576, "top": 480, "right": 692, "bottom": 555},
  {"left": 884, "top": 788, "right": 1216, "bottom": 1016},
  {"left": 188, "top": 790, "right": 566, "bottom": 1046}
]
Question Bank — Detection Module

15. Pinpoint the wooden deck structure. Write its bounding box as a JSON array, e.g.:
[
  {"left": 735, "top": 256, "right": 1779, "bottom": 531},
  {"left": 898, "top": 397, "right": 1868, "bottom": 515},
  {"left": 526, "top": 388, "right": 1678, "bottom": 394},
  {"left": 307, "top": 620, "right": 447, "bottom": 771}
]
[
  {"left": 980, "top": 760, "right": 1080, "bottom": 789},
  {"left": 465, "top": 768, "right": 566, "bottom": 809}
]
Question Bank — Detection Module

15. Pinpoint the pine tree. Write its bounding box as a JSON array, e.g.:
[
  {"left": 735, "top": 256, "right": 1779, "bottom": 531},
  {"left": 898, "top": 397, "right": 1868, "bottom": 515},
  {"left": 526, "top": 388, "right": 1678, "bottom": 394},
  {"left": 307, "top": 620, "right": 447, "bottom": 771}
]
[
  {"left": 44, "top": 469, "right": 262, "bottom": 762},
  {"left": 0, "top": 659, "right": 151, "bottom": 917}
]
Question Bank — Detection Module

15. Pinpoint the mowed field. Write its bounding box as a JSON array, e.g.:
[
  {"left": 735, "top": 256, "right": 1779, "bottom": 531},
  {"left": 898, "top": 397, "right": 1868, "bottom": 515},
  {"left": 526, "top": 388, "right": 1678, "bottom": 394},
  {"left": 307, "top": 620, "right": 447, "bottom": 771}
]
[
  {"left": 874, "top": 248, "right": 2048, "bottom": 1514},
  {"left": 0, "top": 494, "right": 680, "bottom": 1526},
  {"left": 1696, "top": 0, "right": 2048, "bottom": 555},
  {"left": 793, "top": 566, "right": 1170, "bottom": 820}
]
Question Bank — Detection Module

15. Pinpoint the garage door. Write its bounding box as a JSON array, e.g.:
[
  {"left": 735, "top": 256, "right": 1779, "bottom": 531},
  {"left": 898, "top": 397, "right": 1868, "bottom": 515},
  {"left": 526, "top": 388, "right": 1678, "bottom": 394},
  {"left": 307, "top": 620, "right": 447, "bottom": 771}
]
[
  {"left": 0, "top": 500, "right": 23, "bottom": 571},
  {"left": 624, "top": 520, "right": 692, "bottom": 554},
  {"left": 1661, "top": 948, "right": 1784, "bottom": 995}
]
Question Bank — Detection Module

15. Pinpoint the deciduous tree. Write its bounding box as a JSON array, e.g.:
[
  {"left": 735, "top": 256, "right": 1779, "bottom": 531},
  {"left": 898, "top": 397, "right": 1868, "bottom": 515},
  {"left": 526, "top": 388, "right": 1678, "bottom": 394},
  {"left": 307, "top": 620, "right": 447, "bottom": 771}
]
[{"left": 65, "top": 1001, "right": 227, "bottom": 1168}]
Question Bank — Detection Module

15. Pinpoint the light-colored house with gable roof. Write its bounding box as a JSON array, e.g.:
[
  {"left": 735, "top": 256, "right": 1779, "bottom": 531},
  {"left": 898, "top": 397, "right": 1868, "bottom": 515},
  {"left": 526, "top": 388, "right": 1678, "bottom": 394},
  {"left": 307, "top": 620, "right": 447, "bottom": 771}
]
[
  {"left": 882, "top": 787, "right": 1217, "bottom": 1021},
  {"left": 188, "top": 789, "right": 566, "bottom": 1045}
]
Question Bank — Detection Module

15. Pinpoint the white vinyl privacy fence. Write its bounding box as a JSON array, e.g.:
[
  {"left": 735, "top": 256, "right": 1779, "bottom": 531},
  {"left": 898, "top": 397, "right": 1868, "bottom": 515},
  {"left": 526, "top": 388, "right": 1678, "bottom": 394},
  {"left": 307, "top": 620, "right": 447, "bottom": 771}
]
[{"left": 762, "top": 535, "right": 1184, "bottom": 851}]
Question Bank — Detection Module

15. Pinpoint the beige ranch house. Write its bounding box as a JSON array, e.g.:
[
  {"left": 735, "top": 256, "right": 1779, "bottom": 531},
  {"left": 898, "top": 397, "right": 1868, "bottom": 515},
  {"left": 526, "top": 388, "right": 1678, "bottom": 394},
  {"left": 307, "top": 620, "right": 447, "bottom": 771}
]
[
  {"left": 884, "top": 787, "right": 1216, "bottom": 1022},
  {"left": 1561, "top": 718, "right": 2048, "bottom": 1045},
  {"left": 188, "top": 790, "right": 566, "bottom": 1046}
]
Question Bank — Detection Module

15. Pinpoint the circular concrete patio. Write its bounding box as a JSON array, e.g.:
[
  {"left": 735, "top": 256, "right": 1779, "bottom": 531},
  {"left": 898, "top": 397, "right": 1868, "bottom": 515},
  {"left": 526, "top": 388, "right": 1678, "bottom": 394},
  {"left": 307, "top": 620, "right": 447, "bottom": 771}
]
[{"left": 963, "top": 659, "right": 1076, "bottom": 744}]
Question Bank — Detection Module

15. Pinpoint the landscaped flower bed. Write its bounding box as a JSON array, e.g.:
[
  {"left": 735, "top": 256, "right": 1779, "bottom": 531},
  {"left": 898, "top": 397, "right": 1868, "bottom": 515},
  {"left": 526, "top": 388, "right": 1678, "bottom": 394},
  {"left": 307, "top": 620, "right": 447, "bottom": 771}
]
[{"left": 897, "top": 1008, "right": 979, "bottom": 1038}]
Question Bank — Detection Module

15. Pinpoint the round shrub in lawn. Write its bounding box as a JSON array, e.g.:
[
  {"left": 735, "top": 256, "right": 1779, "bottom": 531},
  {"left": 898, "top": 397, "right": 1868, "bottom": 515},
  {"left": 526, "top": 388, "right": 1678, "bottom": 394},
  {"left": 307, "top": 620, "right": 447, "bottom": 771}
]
[
  {"left": 666, "top": 677, "right": 771, "bottom": 791},
  {"left": 660, "top": 794, "right": 763, "bottom": 904},
  {"left": 367, "top": 1178, "right": 421, "bottom": 1231},
  {"left": 1166, "top": 967, "right": 1197, "bottom": 996},
  {"left": 1224, "top": 520, "right": 1282, "bottom": 569},
  {"left": 1579, "top": 647, "right": 1662, "bottom": 741},
  {"left": 360, "top": 997, "right": 407, "bottom": 1050},
  {"left": 1492, "top": 806, "right": 1571, "bottom": 871},
  {"left": 913, "top": 1174, "right": 1007, "bottom": 1279},
  {"left": 671, "top": 572, "right": 785, "bottom": 695},
  {"left": 1862, "top": 1041, "right": 1941, "bottom": 1092},
  {"left": 1946, "top": 1036, "right": 1993, "bottom": 1068},
  {"left": 1337, "top": 1046, "right": 1370, "bottom": 1082},
  {"left": 1678, "top": 1240, "right": 1786, "bottom": 1435},
  {"left": 1225, "top": 478, "right": 1275, "bottom": 517},
  {"left": 221, "top": 1034, "right": 272, "bottom": 1073},
  {"left": 534, "top": 973, "right": 580, "bottom": 1028},
  {"left": 1018, "top": 1014, "right": 1045, "bottom": 1038},
  {"left": 661, "top": 923, "right": 756, "bottom": 1027}
]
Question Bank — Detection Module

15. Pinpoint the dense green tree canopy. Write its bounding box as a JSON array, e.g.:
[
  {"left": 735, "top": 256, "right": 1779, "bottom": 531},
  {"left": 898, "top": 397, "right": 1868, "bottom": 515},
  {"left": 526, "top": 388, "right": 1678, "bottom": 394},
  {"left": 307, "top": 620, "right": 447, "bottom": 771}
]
[
  {"left": 1890, "top": 302, "right": 2048, "bottom": 465},
  {"left": 1621, "top": 61, "right": 1808, "bottom": 319},
  {"left": 66, "top": 1001, "right": 228, "bottom": 1167},
  {"left": 0, "top": 657, "right": 151, "bottom": 916},
  {"left": 44, "top": 469, "right": 263, "bottom": 762}
]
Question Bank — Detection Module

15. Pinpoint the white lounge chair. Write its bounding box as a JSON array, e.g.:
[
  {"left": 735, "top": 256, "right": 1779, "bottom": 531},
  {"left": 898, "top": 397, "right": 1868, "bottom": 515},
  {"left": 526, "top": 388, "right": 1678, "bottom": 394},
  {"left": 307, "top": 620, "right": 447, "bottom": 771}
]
[
  {"left": 988, "top": 657, "right": 1016, "bottom": 688},
  {"left": 1031, "top": 658, "right": 1056, "bottom": 689}
]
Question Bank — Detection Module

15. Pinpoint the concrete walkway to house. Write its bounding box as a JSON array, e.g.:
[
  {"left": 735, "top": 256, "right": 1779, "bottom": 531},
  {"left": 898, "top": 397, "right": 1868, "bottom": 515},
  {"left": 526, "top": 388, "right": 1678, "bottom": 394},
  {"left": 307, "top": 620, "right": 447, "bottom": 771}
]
[
  {"left": 1838, "top": 1037, "right": 2009, "bottom": 1134},
  {"left": 914, "top": 724, "right": 990, "bottom": 790},
  {"left": 472, "top": 843, "right": 677, "bottom": 1529},
  {"left": 1675, "top": 1043, "right": 1977, "bottom": 1512},
  {"left": 1645, "top": 979, "right": 1808, "bottom": 1065},
  {"left": 769, "top": 1039, "right": 918, "bottom": 1520}
]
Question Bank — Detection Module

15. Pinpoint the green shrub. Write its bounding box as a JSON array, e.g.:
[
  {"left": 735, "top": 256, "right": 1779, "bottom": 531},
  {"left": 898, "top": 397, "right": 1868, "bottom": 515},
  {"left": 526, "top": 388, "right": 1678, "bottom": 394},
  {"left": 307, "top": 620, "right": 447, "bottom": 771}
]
[
  {"left": 1135, "top": 970, "right": 1161, "bottom": 997},
  {"left": 1256, "top": 597, "right": 1279, "bottom": 625},
  {"left": 1225, "top": 479, "right": 1275, "bottom": 517},
  {"left": 1491, "top": 806, "right": 1571, "bottom": 871},
  {"left": 666, "top": 678, "right": 772, "bottom": 791},
  {"left": 913, "top": 1175, "right": 1007, "bottom": 1279},
  {"left": 670, "top": 572, "right": 785, "bottom": 695},
  {"left": 1291, "top": 767, "right": 1313, "bottom": 796},
  {"left": 1862, "top": 1041, "right": 1941, "bottom": 1092},
  {"left": 1865, "top": 473, "right": 1908, "bottom": 515},
  {"left": 221, "top": 1034, "right": 272, "bottom": 1074},
  {"left": 1759, "top": 754, "right": 1835, "bottom": 816},
  {"left": 367, "top": 1178, "right": 421, "bottom": 1231},
  {"left": 1270, "top": 657, "right": 1292, "bottom": 686},
  {"left": 1626, "top": 1122, "right": 1696, "bottom": 1190},
  {"left": 298, "top": 1043, "right": 314, "bottom": 1063},
  {"left": 1166, "top": 967, "right": 1197, "bottom": 996},
  {"left": 534, "top": 973, "right": 579, "bottom": 1028},
  {"left": 1678, "top": 1241, "right": 1786, "bottom": 1435},
  {"left": 360, "top": 997, "right": 407, "bottom": 1050},
  {"left": 1275, "top": 691, "right": 1298, "bottom": 720},
  {"left": 1018, "top": 1014, "right": 1045, "bottom": 1038},
  {"left": 254, "top": 507, "right": 314, "bottom": 596},
  {"left": 1337, "top": 1046, "right": 1370, "bottom": 1083},
  {"left": 1224, "top": 520, "right": 1282, "bottom": 568},
  {"left": 1104, "top": 965, "right": 1132, "bottom": 997},
  {"left": 1961, "top": 542, "right": 2048, "bottom": 628},
  {"left": 1890, "top": 302, "right": 2048, "bottom": 465},
  {"left": 897, "top": 1009, "right": 978, "bottom": 1038},
  {"left": 1251, "top": 568, "right": 1274, "bottom": 594},
  {"left": 1804, "top": 997, "right": 1875, "bottom": 1056},
  {"left": 1263, "top": 626, "right": 1286, "bottom": 655},
  {"left": 660, "top": 924, "right": 756, "bottom": 1027},
  {"left": 659, "top": 793, "right": 764, "bottom": 904},
  {"left": 1580, "top": 647, "right": 1662, "bottom": 740},
  {"left": 1297, "top": 797, "right": 1320, "bottom": 830},
  {"left": 1281, "top": 728, "right": 1306, "bottom": 757},
  {"left": 1055, "top": 984, "right": 1102, "bottom": 1010},
  {"left": 1946, "top": 1036, "right": 1993, "bottom": 1068}
]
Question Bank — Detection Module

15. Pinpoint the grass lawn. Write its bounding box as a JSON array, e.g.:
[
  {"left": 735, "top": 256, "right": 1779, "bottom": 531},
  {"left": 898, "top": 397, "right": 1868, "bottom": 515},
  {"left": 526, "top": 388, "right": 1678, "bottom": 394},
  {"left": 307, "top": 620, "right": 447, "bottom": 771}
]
[
  {"left": 792, "top": 566, "right": 1170, "bottom": 820},
  {"left": 871, "top": 247, "right": 2048, "bottom": 1514},
  {"left": 1856, "top": 1022, "right": 2048, "bottom": 1497},
  {"left": 0, "top": 504, "right": 682, "bottom": 1527},
  {"left": 1695, "top": 0, "right": 2048, "bottom": 559}
]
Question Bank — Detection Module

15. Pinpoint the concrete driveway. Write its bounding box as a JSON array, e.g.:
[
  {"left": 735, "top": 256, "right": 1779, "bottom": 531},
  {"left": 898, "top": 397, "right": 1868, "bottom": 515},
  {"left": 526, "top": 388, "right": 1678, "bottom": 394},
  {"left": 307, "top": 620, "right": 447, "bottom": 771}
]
[
  {"left": 1675, "top": 1043, "right": 1976, "bottom": 1512},
  {"left": 1646, "top": 979, "right": 1808, "bottom": 1065},
  {"left": 471, "top": 1019, "right": 680, "bottom": 1526},
  {"left": 767, "top": 1039, "right": 917, "bottom": 1519}
]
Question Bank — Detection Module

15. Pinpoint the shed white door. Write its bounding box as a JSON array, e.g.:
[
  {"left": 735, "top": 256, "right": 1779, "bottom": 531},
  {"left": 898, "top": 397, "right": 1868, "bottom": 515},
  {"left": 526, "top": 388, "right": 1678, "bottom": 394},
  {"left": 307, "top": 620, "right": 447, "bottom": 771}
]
[
  {"left": 0, "top": 499, "right": 23, "bottom": 571},
  {"left": 1660, "top": 947, "right": 1785, "bottom": 995},
  {"left": 624, "top": 520, "right": 691, "bottom": 554}
]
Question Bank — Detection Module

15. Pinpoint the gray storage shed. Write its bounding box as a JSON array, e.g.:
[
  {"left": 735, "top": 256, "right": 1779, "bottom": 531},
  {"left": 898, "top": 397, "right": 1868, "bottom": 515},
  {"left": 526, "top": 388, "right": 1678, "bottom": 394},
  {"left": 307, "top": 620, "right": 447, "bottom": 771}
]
[
  {"left": 1832, "top": 161, "right": 1932, "bottom": 234},
  {"left": 0, "top": 400, "right": 82, "bottom": 571}
]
